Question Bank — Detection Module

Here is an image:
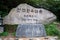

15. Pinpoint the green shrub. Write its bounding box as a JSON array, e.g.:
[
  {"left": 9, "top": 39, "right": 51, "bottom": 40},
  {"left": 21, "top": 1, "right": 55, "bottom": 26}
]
[
  {"left": 4, "top": 25, "right": 18, "bottom": 33},
  {"left": 0, "top": 32, "right": 8, "bottom": 36},
  {"left": 12, "top": 32, "right": 16, "bottom": 36},
  {"left": 45, "top": 22, "right": 60, "bottom": 37}
]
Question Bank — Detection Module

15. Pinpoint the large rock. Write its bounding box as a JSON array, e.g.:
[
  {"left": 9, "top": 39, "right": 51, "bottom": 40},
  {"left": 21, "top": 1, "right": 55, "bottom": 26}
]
[{"left": 3, "top": 3, "right": 56, "bottom": 24}]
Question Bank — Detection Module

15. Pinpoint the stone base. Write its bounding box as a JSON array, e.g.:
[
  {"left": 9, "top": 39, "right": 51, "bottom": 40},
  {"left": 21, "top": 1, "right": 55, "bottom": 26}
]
[
  {"left": 16, "top": 36, "right": 58, "bottom": 40},
  {"left": 16, "top": 24, "right": 46, "bottom": 38}
]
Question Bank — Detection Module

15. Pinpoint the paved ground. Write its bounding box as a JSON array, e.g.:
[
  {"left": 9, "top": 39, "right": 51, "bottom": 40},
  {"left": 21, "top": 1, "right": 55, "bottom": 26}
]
[{"left": 0, "top": 33, "right": 58, "bottom": 40}]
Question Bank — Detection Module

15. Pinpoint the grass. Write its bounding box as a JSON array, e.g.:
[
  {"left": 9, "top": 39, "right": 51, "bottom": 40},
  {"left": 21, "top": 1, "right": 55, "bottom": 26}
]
[{"left": 0, "top": 32, "right": 8, "bottom": 36}]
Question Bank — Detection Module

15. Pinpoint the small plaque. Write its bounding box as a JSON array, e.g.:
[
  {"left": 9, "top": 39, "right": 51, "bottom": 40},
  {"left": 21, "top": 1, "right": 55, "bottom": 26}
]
[
  {"left": 0, "top": 23, "right": 2, "bottom": 25},
  {"left": 0, "top": 20, "right": 2, "bottom": 25},
  {"left": 0, "top": 27, "right": 4, "bottom": 33}
]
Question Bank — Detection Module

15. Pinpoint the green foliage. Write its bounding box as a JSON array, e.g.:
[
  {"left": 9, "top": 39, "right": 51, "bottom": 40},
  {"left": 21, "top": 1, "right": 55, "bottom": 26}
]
[
  {"left": 0, "top": 32, "right": 16, "bottom": 36},
  {"left": 0, "top": 11, "right": 8, "bottom": 17},
  {"left": 12, "top": 32, "right": 16, "bottom": 36},
  {"left": 0, "top": 32, "right": 8, "bottom": 36},
  {"left": 45, "top": 22, "right": 60, "bottom": 37},
  {"left": 4, "top": 25, "right": 17, "bottom": 32}
]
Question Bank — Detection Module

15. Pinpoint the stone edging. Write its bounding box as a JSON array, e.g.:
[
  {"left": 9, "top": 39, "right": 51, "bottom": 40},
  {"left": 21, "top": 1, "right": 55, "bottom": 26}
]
[{"left": 0, "top": 36, "right": 58, "bottom": 40}]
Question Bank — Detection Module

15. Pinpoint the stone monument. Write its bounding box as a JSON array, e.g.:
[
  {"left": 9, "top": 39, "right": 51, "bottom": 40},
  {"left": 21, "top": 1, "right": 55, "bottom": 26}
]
[{"left": 2, "top": 3, "right": 57, "bottom": 38}]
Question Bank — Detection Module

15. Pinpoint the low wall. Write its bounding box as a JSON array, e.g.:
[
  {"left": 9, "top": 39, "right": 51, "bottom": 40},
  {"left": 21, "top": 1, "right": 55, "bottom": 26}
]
[{"left": 1, "top": 36, "right": 58, "bottom": 40}]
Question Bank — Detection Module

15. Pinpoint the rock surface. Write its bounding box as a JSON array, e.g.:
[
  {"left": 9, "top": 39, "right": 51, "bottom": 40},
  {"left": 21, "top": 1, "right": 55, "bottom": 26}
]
[
  {"left": 16, "top": 24, "right": 46, "bottom": 38},
  {"left": 3, "top": 3, "right": 56, "bottom": 24}
]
